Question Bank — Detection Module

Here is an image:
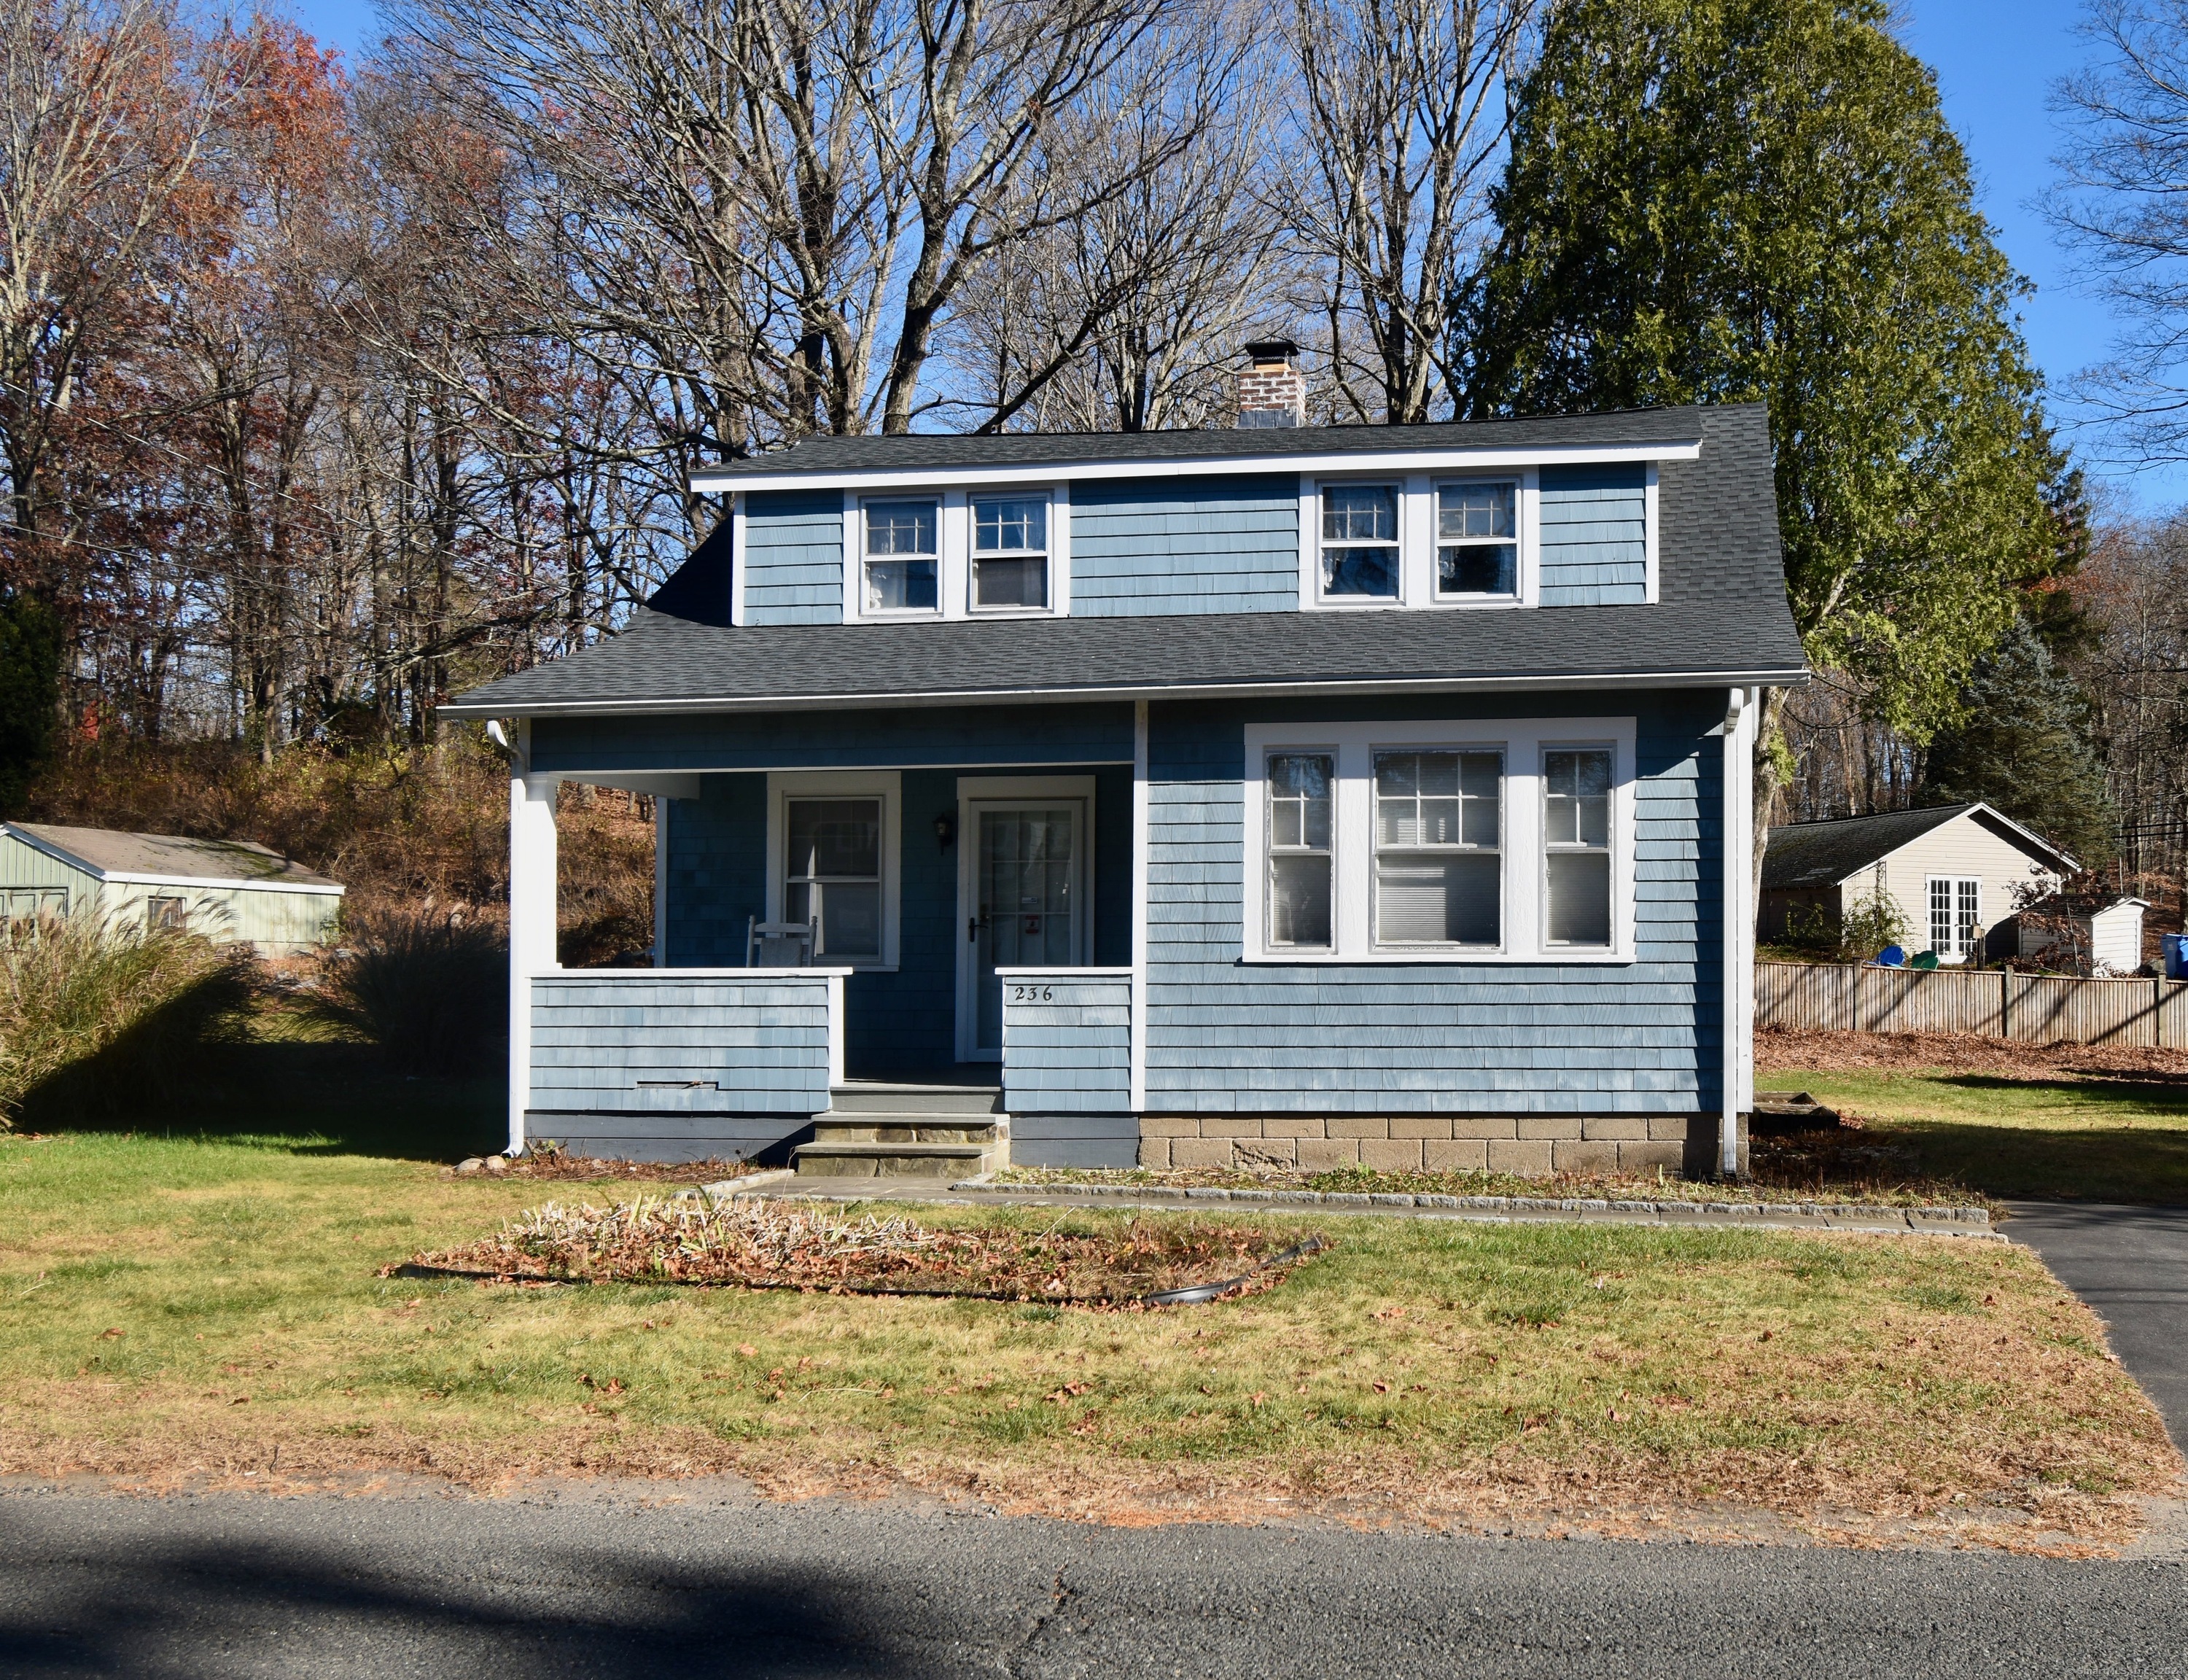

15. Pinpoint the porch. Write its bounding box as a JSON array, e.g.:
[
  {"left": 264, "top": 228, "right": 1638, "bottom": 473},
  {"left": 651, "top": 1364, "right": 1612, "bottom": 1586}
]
[{"left": 502, "top": 715, "right": 1149, "bottom": 1170}]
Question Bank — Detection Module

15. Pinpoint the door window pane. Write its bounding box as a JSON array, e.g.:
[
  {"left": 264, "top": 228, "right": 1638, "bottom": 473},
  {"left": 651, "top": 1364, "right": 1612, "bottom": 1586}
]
[
  {"left": 1373, "top": 750, "right": 1501, "bottom": 946},
  {"left": 976, "top": 806, "right": 1077, "bottom": 1049},
  {"left": 785, "top": 798, "right": 882, "bottom": 960},
  {"left": 1320, "top": 483, "right": 1399, "bottom": 597},
  {"left": 1267, "top": 752, "right": 1334, "bottom": 948},
  {"left": 863, "top": 499, "right": 938, "bottom": 612},
  {"left": 1543, "top": 749, "right": 1612, "bottom": 947},
  {"left": 1436, "top": 481, "right": 1517, "bottom": 596}
]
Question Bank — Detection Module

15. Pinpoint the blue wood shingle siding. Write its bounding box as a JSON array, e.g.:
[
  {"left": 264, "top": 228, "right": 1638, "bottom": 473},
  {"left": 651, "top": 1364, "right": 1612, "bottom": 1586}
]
[
  {"left": 529, "top": 973, "right": 833, "bottom": 1114},
  {"left": 1537, "top": 464, "right": 1647, "bottom": 607},
  {"left": 1069, "top": 474, "right": 1300, "bottom": 615},
  {"left": 532, "top": 704, "right": 1136, "bottom": 775},
  {"left": 740, "top": 489, "right": 844, "bottom": 626},
  {"left": 1141, "top": 691, "right": 1721, "bottom": 1114},
  {"left": 1001, "top": 975, "right": 1132, "bottom": 1113}
]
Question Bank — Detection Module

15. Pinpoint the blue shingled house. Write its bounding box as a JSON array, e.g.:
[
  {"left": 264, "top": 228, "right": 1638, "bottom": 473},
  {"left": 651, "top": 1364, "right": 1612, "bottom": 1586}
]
[{"left": 445, "top": 353, "right": 1804, "bottom": 1182}]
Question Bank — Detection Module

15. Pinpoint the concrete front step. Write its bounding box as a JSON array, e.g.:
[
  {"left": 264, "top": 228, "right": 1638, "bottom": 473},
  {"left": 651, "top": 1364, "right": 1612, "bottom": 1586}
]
[
  {"left": 809, "top": 1118, "right": 1000, "bottom": 1146},
  {"left": 793, "top": 1140, "right": 998, "bottom": 1179},
  {"left": 828, "top": 1082, "right": 1002, "bottom": 1117}
]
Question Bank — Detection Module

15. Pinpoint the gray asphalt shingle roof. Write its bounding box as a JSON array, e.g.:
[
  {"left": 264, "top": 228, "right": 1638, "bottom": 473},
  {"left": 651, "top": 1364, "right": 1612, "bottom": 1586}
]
[
  {"left": 448, "top": 403, "right": 1804, "bottom": 717},
  {"left": 4, "top": 823, "right": 342, "bottom": 887},
  {"left": 1760, "top": 803, "right": 2077, "bottom": 891}
]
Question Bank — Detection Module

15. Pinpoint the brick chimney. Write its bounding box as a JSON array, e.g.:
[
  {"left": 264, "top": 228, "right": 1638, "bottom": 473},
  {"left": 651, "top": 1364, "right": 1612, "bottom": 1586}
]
[{"left": 1237, "top": 339, "right": 1306, "bottom": 429}]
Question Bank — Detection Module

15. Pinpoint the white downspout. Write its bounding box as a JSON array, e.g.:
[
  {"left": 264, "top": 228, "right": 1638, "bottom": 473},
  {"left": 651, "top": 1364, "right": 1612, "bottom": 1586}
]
[
  {"left": 505, "top": 720, "right": 559, "bottom": 1159},
  {"left": 1721, "top": 687, "right": 1755, "bottom": 1178},
  {"left": 1129, "top": 699, "right": 1150, "bottom": 1115}
]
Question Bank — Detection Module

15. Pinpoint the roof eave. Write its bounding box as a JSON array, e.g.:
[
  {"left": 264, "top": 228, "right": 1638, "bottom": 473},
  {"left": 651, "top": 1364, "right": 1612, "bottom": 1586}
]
[{"left": 442, "top": 664, "right": 1809, "bottom": 720}]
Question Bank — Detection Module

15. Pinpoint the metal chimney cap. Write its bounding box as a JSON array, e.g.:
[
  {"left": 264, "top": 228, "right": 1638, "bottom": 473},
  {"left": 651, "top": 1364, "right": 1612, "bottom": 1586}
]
[{"left": 1243, "top": 338, "right": 1300, "bottom": 366}]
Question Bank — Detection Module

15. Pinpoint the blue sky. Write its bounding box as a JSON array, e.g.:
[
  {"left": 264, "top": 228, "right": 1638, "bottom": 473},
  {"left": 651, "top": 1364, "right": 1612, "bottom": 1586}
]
[{"left": 276, "top": 0, "right": 2181, "bottom": 512}]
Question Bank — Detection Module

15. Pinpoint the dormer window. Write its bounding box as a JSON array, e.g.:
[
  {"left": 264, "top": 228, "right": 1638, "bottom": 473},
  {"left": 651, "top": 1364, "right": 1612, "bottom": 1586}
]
[
  {"left": 971, "top": 495, "right": 1048, "bottom": 610},
  {"left": 863, "top": 499, "right": 939, "bottom": 613},
  {"left": 1436, "top": 480, "right": 1517, "bottom": 597},
  {"left": 1320, "top": 483, "right": 1400, "bottom": 599}
]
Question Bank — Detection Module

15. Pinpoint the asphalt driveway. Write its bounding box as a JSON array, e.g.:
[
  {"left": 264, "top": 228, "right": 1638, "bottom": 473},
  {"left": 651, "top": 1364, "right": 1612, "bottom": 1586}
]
[{"left": 2003, "top": 1200, "right": 2188, "bottom": 1446}]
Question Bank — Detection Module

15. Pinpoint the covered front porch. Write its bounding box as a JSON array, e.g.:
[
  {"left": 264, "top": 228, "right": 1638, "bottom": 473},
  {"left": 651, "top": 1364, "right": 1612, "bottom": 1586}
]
[{"left": 500, "top": 707, "right": 1149, "bottom": 1170}]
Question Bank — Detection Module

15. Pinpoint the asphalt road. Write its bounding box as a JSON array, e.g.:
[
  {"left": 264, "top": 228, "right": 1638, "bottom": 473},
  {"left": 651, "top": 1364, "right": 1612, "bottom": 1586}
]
[
  {"left": 2003, "top": 1200, "right": 2188, "bottom": 1447},
  {"left": 0, "top": 1482, "right": 2183, "bottom": 1679}
]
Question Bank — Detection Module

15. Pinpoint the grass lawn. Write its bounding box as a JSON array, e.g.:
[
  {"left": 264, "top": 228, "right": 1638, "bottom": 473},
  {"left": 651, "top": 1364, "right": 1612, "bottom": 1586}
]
[
  {"left": 0, "top": 1060, "right": 2177, "bottom": 1550},
  {"left": 1758, "top": 1035, "right": 2188, "bottom": 1204}
]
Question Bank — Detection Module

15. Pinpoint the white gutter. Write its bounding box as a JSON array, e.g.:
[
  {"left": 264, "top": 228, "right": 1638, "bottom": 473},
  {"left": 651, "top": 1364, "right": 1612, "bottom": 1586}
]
[
  {"left": 441, "top": 664, "right": 1810, "bottom": 720},
  {"left": 690, "top": 439, "right": 1702, "bottom": 496}
]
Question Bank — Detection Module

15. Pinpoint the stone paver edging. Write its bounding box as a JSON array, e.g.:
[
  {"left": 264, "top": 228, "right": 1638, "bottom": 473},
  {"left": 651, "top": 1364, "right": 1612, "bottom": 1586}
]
[{"left": 715, "top": 1172, "right": 1998, "bottom": 1238}]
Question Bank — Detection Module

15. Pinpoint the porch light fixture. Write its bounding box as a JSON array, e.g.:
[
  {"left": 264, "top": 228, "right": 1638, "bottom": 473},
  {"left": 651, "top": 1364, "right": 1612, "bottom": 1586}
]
[{"left": 933, "top": 812, "right": 957, "bottom": 850}]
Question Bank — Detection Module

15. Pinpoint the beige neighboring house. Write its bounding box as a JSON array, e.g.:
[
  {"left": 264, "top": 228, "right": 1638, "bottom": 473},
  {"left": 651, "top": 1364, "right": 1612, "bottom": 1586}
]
[
  {"left": 1759, "top": 802, "right": 2076, "bottom": 963},
  {"left": 0, "top": 823, "right": 343, "bottom": 956}
]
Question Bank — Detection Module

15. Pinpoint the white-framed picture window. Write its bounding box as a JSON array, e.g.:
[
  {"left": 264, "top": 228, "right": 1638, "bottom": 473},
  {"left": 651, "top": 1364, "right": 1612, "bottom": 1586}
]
[
  {"left": 1371, "top": 749, "right": 1502, "bottom": 947},
  {"left": 766, "top": 771, "right": 901, "bottom": 968},
  {"left": 1266, "top": 751, "right": 1336, "bottom": 950},
  {"left": 1928, "top": 876, "right": 1980, "bottom": 962},
  {"left": 1435, "top": 479, "right": 1519, "bottom": 598},
  {"left": 1242, "top": 716, "right": 1637, "bottom": 964},
  {"left": 970, "top": 494, "right": 1049, "bottom": 610},
  {"left": 861, "top": 497, "right": 939, "bottom": 614},
  {"left": 1318, "top": 482, "right": 1401, "bottom": 599},
  {"left": 1543, "top": 746, "right": 1613, "bottom": 947}
]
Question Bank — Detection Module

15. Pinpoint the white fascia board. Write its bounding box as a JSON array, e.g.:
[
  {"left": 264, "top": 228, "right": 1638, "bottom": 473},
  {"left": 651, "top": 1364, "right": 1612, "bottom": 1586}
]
[
  {"left": 441, "top": 664, "right": 1810, "bottom": 721},
  {"left": 691, "top": 440, "right": 1702, "bottom": 496},
  {"left": 96, "top": 871, "right": 345, "bottom": 895}
]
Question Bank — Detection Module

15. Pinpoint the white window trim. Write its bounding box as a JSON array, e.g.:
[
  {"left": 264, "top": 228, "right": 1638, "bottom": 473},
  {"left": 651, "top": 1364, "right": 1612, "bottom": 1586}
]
[
  {"left": 1643, "top": 462, "right": 1660, "bottom": 604},
  {"left": 1926, "top": 874, "right": 1981, "bottom": 964},
  {"left": 1241, "top": 716, "right": 1638, "bottom": 964},
  {"left": 1299, "top": 470, "right": 1541, "bottom": 611},
  {"left": 765, "top": 770, "right": 902, "bottom": 970},
  {"left": 841, "top": 486, "right": 1069, "bottom": 623}
]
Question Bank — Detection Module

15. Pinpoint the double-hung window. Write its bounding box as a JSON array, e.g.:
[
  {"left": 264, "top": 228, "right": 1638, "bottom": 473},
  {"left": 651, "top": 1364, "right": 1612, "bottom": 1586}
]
[
  {"left": 785, "top": 798, "right": 883, "bottom": 960},
  {"left": 863, "top": 499, "right": 938, "bottom": 613},
  {"left": 1372, "top": 750, "right": 1501, "bottom": 946},
  {"left": 1928, "top": 876, "right": 1980, "bottom": 962},
  {"left": 1543, "top": 748, "right": 1613, "bottom": 946},
  {"left": 1320, "top": 483, "right": 1400, "bottom": 599},
  {"left": 971, "top": 495, "right": 1048, "bottom": 609},
  {"left": 1436, "top": 480, "right": 1518, "bottom": 597},
  {"left": 1266, "top": 752, "right": 1334, "bottom": 949}
]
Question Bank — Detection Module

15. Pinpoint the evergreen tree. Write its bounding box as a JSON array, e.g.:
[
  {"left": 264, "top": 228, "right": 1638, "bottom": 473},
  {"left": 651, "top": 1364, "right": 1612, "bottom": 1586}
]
[
  {"left": 1918, "top": 620, "right": 2115, "bottom": 868},
  {"left": 1465, "top": 0, "right": 2064, "bottom": 852},
  {"left": 0, "top": 589, "right": 61, "bottom": 819}
]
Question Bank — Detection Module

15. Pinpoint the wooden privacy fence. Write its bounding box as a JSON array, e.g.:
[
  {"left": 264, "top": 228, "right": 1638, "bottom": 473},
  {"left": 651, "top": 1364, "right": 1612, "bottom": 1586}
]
[{"left": 1757, "top": 962, "right": 2188, "bottom": 1047}]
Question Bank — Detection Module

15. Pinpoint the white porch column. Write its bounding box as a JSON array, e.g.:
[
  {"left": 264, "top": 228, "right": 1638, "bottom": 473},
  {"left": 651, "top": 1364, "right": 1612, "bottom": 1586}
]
[
  {"left": 1129, "top": 699, "right": 1149, "bottom": 1113},
  {"left": 507, "top": 723, "right": 559, "bottom": 1157},
  {"left": 1721, "top": 687, "right": 1756, "bottom": 1178}
]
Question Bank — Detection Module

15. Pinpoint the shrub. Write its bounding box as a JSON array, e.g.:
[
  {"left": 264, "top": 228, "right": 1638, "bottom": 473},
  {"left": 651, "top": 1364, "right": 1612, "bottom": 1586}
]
[
  {"left": 0, "top": 914, "right": 250, "bottom": 1127},
  {"left": 1840, "top": 884, "right": 1912, "bottom": 961},
  {"left": 314, "top": 906, "right": 507, "bottom": 1076}
]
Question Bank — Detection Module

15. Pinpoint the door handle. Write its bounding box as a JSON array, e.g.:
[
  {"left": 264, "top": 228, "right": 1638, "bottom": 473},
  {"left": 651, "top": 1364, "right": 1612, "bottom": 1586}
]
[{"left": 968, "top": 916, "right": 981, "bottom": 944}]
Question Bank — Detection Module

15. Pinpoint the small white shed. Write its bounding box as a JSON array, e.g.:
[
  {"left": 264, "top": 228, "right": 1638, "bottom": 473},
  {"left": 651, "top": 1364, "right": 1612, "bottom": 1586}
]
[
  {"left": 0, "top": 823, "right": 343, "bottom": 956},
  {"left": 2015, "top": 895, "right": 2150, "bottom": 976}
]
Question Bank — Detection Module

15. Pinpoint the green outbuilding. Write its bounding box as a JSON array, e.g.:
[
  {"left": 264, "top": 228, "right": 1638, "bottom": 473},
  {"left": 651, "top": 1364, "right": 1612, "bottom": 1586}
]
[{"left": 0, "top": 822, "right": 343, "bottom": 955}]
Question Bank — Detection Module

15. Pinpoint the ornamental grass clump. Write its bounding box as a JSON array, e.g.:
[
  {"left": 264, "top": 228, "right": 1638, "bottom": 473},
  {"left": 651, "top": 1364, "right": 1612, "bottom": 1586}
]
[
  {"left": 405, "top": 1195, "right": 1316, "bottom": 1304},
  {"left": 0, "top": 912, "right": 248, "bottom": 1127},
  {"left": 314, "top": 904, "right": 506, "bottom": 1075}
]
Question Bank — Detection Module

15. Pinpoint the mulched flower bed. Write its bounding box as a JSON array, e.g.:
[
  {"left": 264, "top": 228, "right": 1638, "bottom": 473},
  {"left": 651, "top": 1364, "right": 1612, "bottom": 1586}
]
[
  {"left": 444, "top": 1146, "right": 768, "bottom": 1185},
  {"left": 395, "top": 1196, "right": 1323, "bottom": 1306}
]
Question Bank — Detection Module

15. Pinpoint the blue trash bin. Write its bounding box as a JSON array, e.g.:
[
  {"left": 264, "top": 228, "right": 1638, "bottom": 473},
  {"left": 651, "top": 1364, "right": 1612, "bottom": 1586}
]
[{"left": 2165, "top": 933, "right": 2188, "bottom": 981}]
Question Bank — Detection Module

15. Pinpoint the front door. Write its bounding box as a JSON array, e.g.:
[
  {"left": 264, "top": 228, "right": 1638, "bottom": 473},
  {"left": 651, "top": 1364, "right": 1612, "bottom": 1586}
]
[{"left": 959, "top": 799, "right": 1086, "bottom": 1059}]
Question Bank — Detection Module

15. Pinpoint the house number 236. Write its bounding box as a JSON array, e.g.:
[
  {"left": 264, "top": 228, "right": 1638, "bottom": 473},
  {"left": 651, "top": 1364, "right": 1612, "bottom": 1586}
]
[{"left": 1010, "top": 984, "right": 1054, "bottom": 1003}]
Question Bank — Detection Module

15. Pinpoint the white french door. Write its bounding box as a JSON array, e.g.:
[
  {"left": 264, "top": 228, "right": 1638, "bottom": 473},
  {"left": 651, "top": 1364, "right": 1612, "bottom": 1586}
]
[{"left": 956, "top": 791, "right": 1090, "bottom": 1061}]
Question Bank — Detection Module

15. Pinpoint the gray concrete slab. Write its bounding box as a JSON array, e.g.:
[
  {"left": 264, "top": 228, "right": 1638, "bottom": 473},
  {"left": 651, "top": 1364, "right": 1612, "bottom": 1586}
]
[
  {"left": 0, "top": 1483, "right": 2184, "bottom": 1678},
  {"left": 2003, "top": 1201, "right": 2188, "bottom": 1447}
]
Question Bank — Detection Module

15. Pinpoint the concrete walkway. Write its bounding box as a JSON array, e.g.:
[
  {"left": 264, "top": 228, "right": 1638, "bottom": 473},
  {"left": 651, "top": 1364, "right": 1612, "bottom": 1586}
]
[{"left": 2003, "top": 1202, "right": 2188, "bottom": 1448}]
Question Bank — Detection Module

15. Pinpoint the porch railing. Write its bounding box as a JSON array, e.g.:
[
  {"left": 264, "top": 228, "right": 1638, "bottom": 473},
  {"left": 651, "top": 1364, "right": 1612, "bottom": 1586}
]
[
  {"left": 997, "top": 967, "right": 1134, "bottom": 1113},
  {"left": 527, "top": 968, "right": 848, "bottom": 1119}
]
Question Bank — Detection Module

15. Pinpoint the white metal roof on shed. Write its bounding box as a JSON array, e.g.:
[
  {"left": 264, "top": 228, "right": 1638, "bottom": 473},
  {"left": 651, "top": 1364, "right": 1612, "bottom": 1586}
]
[{"left": 0, "top": 823, "right": 343, "bottom": 894}]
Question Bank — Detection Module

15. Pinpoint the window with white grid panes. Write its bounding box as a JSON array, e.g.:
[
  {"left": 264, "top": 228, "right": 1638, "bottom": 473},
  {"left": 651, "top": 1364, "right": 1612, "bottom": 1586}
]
[
  {"left": 1371, "top": 750, "right": 1502, "bottom": 946},
  {"left": 1543, "top": 748, "right": 1613, "bottom": 946},
  {"left": 970, "top": 496, "right": 1048, "bottom": 609},
  {"left": 1436, "top": 480, "right": 1519, "bottom": 596},
  {"left": 862, "top": 499, "right": 939, "bottom": 612},
  {"left": 1266, "top": 752, "right": 1335, "bottom": 949},
  {"left": 1928, "top": 876, "right": 1980, "bottom": 962},
  {"left": 1320, "top": 483, "right": 1401, "bottom": 598}
]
